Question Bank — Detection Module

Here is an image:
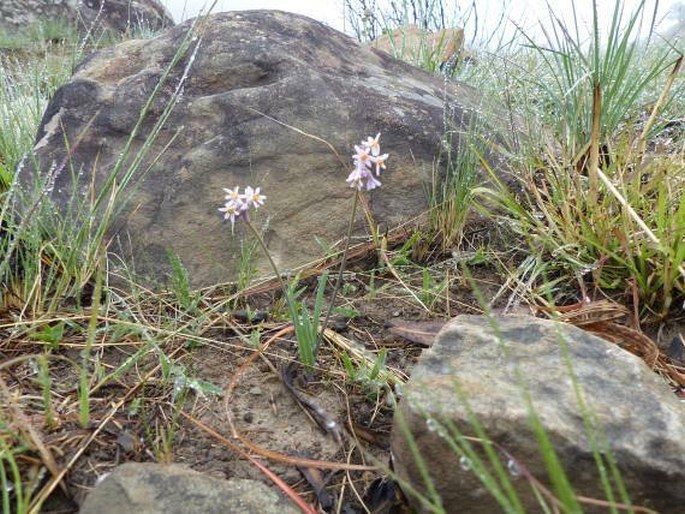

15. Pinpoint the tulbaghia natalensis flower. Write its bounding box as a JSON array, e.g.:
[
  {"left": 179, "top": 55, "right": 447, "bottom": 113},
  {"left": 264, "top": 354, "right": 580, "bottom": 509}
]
[
  {"left": 364, "top": 133, "right": 381, "bottom": 156},
  {"left": 218, "top": 185, "right": 266, "bottom": 233},
  {"left": 223, "top": 186, "right": 245, "bottom": 205},
  {"left": 347, "top": 133, "right": 389, "bottom": 191},
  {"left": 324, "top": 132, "right": 389, "bottom": 360},
  {"left": 218, "top": 201, "right": 243, "bottom": 233},
  {"left": 244, "top": 186, "right": 266, "bottom": 209},
  {"left": 372, "top": 151, "right": 389, "bottom": 176}
]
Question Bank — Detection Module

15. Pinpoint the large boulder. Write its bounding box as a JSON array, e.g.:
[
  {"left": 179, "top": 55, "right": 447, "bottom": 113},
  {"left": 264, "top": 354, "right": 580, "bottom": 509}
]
[
  {"left": 23, "top": 10, "right": 496, "bottom": 287},
  {"left": 391, "top": 315, "right": 685, "bottom": 513},
  {"left": 0, "top": 0, "right": 174, "bottom": 37}
]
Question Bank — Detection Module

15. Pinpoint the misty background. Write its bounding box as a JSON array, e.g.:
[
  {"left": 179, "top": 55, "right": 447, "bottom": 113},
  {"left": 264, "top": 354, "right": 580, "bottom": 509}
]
[{"left": 157, "top": 1, "right": 685, "bottom": 44}]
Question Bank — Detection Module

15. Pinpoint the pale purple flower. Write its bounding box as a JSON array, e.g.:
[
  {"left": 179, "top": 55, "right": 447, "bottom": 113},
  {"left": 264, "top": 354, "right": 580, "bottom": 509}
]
[
  {"left": 219, "top": 185, "right": 265, "bottom": 232},
  {"left": 370, "top": 152, "right": 389, "bottom": 176},
  {"left": 244, "top": 186, "right": 266, "bottom": 209},
  {"left": 218, "top": 200, "right": 243, "bottom": 233},
  {"left": 347, "top": 161, "right": 381, "bottom": 191},
  {"left": 362, "top": 169, "right": 382, "bottom": 190},
  {"left": 353, "top": 144, "right": 372, "bottom": 168},
  {"left": 347, "top": 133, "right": 388, "bottom": 190},
  {"left": 346, "top": 166, "right": 364, "bottom": 190},
  {"left": 223, "top": 186, "right": 245, "bottom": 206},
  {"left": 362, "top": 133, "right": 381, "bottom": 156}
]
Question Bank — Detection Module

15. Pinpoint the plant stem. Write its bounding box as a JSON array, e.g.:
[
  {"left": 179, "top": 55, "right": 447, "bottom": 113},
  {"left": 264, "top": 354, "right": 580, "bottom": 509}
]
[
  {"left": 315, "top": 190, "right": 360, "bottom": 354},
  {"left": 80, "top": 251, "right": 103, "bottom": 428},
  {"left": 243, "top": 218, "right": 294, "bottom": 312},
  {"left": 588, "top": 82, "right": 601, "bottom": 207}
]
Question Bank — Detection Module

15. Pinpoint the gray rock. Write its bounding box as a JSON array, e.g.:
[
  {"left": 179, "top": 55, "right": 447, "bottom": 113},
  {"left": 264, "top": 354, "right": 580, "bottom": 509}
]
[
  {"left": 23, "top": 10, "right": 501, "bottom": 288},
  {"left": 79, "top": 462, "right": 299, "bottom": 514},
  {"left": 391, "top": 315, "right": 685, "bottom": 513},
  {"left": 0, "top": 0, "right": 174, "bottom": 37}
]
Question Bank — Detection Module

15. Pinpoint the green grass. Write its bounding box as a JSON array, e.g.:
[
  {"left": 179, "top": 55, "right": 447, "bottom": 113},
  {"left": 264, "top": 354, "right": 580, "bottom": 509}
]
[
  {"left": 0, "top": 17, "right": 79, "bottom": 51},
  {"left": 470, "top": 0, "right": 685, "bottom": 319},
  {"left": 0, "top": 15, "right": 208, "bottom": 511},
  {"left": 0, "top": 53, "right": 74, "bottom": 188},
  {"left": 428, "top": 116, "right": 488, "bottom": 253}
]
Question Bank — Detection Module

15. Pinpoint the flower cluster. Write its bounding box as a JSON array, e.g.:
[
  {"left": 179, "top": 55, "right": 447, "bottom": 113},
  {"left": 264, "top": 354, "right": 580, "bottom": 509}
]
[
  {"left": 218, "top": 185, "right": 266, "bottom": 232},
  {"left": 346, "top": 133, "right": 389, "bottom": 191}
]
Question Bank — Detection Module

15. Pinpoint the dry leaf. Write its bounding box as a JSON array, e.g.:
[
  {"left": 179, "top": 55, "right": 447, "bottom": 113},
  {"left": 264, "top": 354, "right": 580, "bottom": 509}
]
[{"left": 385, "top": 320, "right": 447, "bottom": 347}]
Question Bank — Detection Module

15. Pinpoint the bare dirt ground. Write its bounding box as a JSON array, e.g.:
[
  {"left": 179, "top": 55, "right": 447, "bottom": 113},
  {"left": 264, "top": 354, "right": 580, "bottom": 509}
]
[
  {"left": 2, "top": 231, "right": 684, "bottom": 514},
  {"left": 2, "top": 230, "right": 506, "bottom": 514}
]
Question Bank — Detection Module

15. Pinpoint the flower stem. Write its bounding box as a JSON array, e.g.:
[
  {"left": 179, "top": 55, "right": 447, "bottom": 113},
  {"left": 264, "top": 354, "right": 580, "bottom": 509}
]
[
  {"left": 315, "top": 190, "right": 360, "bottom": 355},
  {"left": 243, "top": 220, "right": 293, "bottom": 312}
]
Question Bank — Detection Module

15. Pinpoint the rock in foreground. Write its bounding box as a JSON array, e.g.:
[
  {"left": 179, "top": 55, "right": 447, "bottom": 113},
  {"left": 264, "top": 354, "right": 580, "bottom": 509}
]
[{"left": 391, "top": 315, "right": 685, "bottom": 513}]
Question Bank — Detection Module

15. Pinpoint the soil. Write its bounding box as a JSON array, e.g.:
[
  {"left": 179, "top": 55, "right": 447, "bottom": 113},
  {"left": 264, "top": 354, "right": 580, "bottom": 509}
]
[{"left": 1, "top": 232, "right": 683, "bottom": 514}]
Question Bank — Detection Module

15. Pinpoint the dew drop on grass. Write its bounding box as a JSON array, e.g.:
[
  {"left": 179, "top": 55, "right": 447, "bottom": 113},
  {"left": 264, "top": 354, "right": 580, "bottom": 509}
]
[
  {"left": 507, "top": 458, "right": 521, "bottom": 477},
  {"left": 425, "top": 417, "right": 449, "bottom": 438},
  {"left": 28, "top": 358, "right": 39, "bottom": 375},
  {"left": 459, "top": 455, "right": 472, "bottom": 471},
  {"left": 394, "top": 383, "right": 405, "bottom": 399}
]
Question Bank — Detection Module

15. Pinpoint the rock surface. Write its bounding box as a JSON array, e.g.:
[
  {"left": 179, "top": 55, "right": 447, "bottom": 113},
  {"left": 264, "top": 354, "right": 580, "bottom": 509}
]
[
  {"left": 391, "top": 315, "right": 685, "bottom": 513},
  {"left": 24, "top": 10, "right": 498, "bottom": 288},
  {"left": 0, "top": 0, "right": 174, "bottom": 37},
  {"left": 79, "top": 462, "right": 299, "bottom": 514}
]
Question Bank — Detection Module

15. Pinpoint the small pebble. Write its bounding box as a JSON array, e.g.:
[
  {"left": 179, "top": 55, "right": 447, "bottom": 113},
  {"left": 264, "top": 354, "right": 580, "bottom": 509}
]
[
  {"left": 667, "top": 336, "right": 684, "bottom": 362},
  {"left": 330, "top": 317, "right": 349, "bottom": 330},
  {"left": 116, "top": 431, "right": 137, "bottom": 453}
]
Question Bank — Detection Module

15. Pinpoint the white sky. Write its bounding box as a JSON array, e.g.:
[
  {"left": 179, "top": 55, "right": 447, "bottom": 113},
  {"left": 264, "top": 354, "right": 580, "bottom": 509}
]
[
  {"left": 159, "top": 1, "right": 681, "bottom": 43},
  {"left": 163, "top": 1, "right": 347, "bottom": 29}
]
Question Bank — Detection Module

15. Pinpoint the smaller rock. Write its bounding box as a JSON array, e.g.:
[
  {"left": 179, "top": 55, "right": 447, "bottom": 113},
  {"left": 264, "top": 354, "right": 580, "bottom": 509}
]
[
  {"left": 79, "top": 462, "right": 298, "bottom": 514},
  {"left": 667, "top": 335, "right": 684, "bottom": 362},
  {"left": 391, "top": 315, "right": 685, "bottom": 513},
  {"left": 115, "top": 430, "right": 138, "bottom": 454},
  {"left": 369, "top": 24, "right": 465, "bottom": 69}
]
